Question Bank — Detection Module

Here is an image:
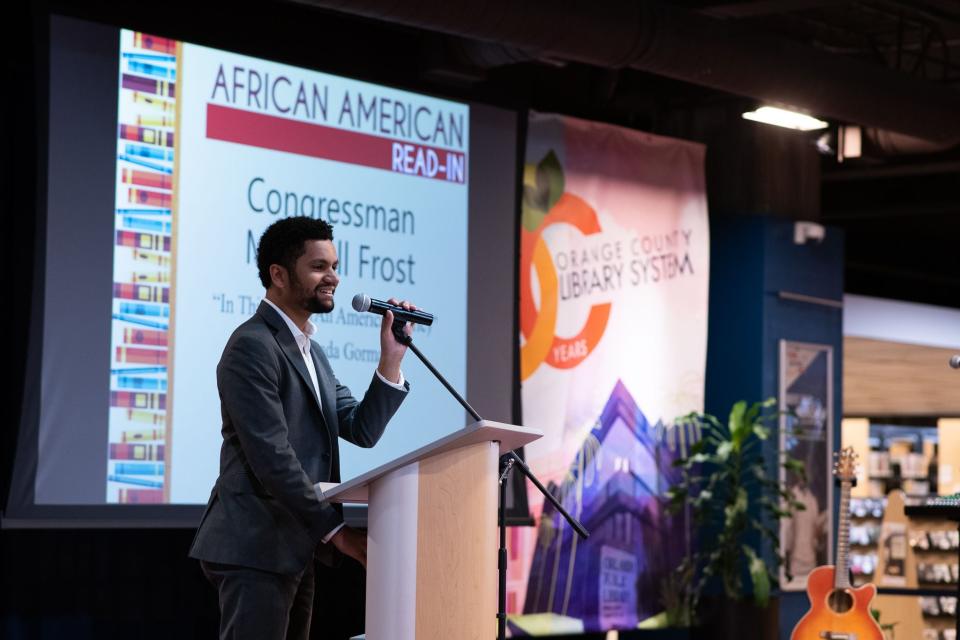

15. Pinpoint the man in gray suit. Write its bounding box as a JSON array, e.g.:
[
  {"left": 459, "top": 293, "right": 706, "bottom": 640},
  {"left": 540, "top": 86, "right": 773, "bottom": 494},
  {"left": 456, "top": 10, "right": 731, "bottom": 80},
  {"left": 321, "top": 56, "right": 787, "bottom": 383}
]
[{"left": 190, "top": 216, "right": 414, "bottom": 639}]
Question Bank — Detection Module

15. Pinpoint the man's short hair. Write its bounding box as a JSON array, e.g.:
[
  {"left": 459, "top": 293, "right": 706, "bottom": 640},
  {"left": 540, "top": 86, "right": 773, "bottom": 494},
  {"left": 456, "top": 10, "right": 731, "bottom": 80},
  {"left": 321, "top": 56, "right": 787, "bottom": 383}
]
[{"left": 256, "top": 217, "right": 334, "bottom": 289}]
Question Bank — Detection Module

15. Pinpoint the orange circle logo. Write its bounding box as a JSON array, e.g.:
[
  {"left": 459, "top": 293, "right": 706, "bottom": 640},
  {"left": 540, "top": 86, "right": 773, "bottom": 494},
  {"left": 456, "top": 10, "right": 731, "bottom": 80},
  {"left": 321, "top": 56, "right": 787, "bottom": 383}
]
[{"left": 520, "top": 192, "right": 612, "bottom": 380}]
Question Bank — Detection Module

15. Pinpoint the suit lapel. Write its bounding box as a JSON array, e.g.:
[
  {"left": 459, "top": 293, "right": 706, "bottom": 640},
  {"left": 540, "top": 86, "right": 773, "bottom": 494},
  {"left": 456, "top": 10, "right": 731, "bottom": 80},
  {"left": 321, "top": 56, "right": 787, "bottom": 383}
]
[
  {"left": 257, "top": 302, "right": 324, "bottom": 414},
  {"left": 311, "top": 347, "right": 339, "bottom": 438}
]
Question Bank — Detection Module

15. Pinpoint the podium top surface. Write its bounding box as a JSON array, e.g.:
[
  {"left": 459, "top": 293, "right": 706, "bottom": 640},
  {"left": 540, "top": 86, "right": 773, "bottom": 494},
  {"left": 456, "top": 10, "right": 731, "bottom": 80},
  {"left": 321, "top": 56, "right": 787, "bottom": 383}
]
[{"left": 316, "top": 420, "right": 541, "bottom": 504}]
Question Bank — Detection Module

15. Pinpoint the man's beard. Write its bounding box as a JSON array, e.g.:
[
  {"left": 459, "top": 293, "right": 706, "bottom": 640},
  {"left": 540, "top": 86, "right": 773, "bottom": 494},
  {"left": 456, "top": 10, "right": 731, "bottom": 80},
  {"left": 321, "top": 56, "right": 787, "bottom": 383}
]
[{"left": 291, "top": 273, "right": 334, "bottom": 314}]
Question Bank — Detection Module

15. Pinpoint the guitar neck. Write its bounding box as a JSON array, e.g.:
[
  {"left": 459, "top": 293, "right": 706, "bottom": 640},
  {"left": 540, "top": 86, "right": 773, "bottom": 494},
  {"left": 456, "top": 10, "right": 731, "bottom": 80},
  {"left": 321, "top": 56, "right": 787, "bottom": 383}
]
[{"left": 834, "top": 479, "right": 852, "bottom": 590}]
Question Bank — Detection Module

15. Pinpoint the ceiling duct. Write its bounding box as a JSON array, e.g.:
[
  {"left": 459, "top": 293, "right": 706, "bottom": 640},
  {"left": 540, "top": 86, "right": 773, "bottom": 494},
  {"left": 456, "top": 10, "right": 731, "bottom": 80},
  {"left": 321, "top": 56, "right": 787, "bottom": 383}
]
[{"left": 291, "top": 0, "right": 960, "bottom": 145}]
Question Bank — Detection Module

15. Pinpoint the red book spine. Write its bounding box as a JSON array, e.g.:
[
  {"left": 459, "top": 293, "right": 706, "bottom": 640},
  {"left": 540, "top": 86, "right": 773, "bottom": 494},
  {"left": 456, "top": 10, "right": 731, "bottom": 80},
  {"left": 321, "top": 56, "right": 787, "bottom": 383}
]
[
  {"left": 133, "top": 33, "right": 176, "bottom": 55},
  {"left": 122, "top": 327, "right": 167, "bottom": 346},
  {"left": 119, "top": 124, "right": 174, "bottom": 148},
  {"left": 122, "top": 168, "right": 172, "bottom": 190},
  {"left": 113, "top": 282, "right": 170, "bottom": 304},
  {"left": 113, "top": 346, "right": 168, "bottom": 366},
  {"left": 110, "top": 389, "right": 167, "bottom": 409},
  {"left": 128, "top": 188, "right": 172, "bottom": 208},
  {"left": 116, "top": 230, "right": 171, "bottom": 252},
  {"left": 118, "top": 488, "right": 164, "bottom": 504}
]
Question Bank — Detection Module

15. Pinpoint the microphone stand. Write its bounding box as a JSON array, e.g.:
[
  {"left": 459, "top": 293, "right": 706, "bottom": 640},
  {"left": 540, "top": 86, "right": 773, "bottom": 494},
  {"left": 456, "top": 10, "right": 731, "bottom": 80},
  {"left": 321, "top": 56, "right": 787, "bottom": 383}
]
[{"left": 391, "top": 322, "right": 589, "bottom": 640}]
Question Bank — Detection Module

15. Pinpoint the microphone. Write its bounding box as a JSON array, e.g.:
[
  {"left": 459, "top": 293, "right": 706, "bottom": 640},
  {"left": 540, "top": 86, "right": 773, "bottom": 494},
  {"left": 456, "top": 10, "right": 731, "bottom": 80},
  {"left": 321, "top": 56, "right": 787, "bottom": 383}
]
[
  {"left": 951, "top": 355, "right": 960, "bottom": 369},
  {"left": 352, "top": 293, "right": 434, "bottom": 326}
]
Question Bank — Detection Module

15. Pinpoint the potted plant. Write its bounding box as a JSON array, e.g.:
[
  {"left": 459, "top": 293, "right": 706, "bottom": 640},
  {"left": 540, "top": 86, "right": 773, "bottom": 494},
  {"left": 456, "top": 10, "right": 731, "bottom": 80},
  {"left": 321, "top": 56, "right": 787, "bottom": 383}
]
[{"left": 663, "top": 398, "right": 806, "bottom": 635}]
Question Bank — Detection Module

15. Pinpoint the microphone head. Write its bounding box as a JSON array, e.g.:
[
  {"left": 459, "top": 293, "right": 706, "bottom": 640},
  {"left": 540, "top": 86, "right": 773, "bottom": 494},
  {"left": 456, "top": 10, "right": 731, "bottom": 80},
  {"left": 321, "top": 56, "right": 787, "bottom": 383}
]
[
  {"left": 352, "top": 293, "right": 371, "bottom": 313},
  {"left": 951, "top": 355, "right": 960, "bottom": 369}
]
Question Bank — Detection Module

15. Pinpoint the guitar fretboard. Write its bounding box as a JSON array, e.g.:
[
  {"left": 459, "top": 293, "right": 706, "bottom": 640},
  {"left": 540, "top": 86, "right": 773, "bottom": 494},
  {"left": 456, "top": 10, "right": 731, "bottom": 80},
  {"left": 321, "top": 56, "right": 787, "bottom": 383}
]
[{"left": 833, "top": 479, "right": 852, "bottom": 590}]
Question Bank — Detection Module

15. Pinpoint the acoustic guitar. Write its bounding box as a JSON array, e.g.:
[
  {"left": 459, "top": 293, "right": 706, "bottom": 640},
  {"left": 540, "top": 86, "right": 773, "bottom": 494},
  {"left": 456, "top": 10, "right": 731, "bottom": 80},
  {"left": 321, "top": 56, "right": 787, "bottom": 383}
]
[{"left": 790, "top": 447, "right": 884, "bottom": 640}]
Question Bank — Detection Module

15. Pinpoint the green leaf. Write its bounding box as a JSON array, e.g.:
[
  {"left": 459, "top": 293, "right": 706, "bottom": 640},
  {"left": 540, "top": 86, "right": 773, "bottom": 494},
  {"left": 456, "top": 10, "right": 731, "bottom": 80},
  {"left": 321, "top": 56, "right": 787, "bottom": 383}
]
[
  {"left": 728, "top": 401, "right": 748, "bottom": 447},
  {"left": 715, "top": 441, "right": 733, "bottom": 461},
  {"left": 724, "top": 488, "right": 747, "bottom": 528},
  {"left": 743, "top": 545, "right": 771, "bottom": 607}
]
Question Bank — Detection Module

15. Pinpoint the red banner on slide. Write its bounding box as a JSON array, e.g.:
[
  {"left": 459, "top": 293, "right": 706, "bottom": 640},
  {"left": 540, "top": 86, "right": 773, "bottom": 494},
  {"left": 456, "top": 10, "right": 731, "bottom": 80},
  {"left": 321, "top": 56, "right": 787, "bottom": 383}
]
[{"left": 205, "top": 103, "right": 466, "bottom": 184}]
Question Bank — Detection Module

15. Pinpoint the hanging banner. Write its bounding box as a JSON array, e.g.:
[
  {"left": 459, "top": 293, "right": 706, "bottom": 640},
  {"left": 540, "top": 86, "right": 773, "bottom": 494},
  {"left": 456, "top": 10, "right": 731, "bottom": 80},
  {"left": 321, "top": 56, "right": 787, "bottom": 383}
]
[{"left": 508, "top": 113, "right": 709, "bottom": 634}]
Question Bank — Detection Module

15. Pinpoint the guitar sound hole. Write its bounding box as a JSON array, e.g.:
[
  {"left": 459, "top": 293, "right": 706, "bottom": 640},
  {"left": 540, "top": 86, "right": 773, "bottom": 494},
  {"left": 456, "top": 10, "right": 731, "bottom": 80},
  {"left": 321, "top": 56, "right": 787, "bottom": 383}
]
[{"left": 827, "top": 589, "right": 854, "bottom": 613}]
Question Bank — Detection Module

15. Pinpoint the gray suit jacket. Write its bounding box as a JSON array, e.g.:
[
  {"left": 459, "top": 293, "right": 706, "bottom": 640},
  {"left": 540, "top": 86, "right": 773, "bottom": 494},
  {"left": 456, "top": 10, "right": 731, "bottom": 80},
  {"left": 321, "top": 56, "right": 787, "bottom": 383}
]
[{"left": 189, "top": 301, "right": 408, "bottom": 574}]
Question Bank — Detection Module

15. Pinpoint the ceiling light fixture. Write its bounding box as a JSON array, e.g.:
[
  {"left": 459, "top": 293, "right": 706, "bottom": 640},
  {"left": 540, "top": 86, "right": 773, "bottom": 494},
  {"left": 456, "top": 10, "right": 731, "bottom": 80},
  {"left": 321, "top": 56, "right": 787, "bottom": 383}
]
[{"left": 742, "top": 106, "right": 829, "bottom": 131}]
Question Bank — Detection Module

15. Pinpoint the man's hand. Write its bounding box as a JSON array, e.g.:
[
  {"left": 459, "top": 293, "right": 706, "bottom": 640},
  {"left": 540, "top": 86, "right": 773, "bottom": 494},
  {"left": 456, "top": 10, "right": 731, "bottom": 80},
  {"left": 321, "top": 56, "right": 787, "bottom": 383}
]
[
  {"left": 377, "top": 298, "right": 416, "bottom": 384},
  {"left": 330, "top": 526, "right": 368, "bottom": 568}
]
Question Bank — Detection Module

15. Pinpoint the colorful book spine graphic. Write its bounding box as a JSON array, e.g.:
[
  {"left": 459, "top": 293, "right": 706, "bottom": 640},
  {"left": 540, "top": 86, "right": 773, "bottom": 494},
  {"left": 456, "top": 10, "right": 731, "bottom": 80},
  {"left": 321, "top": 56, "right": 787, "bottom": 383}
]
[
  {"left": 136, "top": 114, "right": 176, "bottom": 127},
  {"left": 120, "top": 428, "right": 166, "bottom": 442},
  {"left": 125, "top": 409, "right": 167, "bottom": 425},
  {"left": 119, "top": 301, "right": 169, "bottom": 317},
  {"left": 132, "top": 249, "right": 171, "bottom": 267},
  {"left": 118, "top": 488, "right": 164, "bottom": 504},
  {"left": 115, "top": 230, "right": 171, "bottom": 252},
  {"left": 120, "top": 73, "right": 175, "bottom": 98},
  {"left": 119, "top": 124, "right": 174, "bottom": 147},
  {"left": 114, "top": 462, "right": 165, "bottom": 475},
  {"left": 125, "top": 143, "right": 173, "bottom": 161},
  {"left": 124, "top": 217, "right": 172, "bottom": 235},
  {"left": 133, "top": 33, "right": 176, "bottom": 54},
  {"left": 121, "top": 168, "right": 172, "bottom": 190},
  {"left": 109, "top": 442, "right": 165, "bottom": 461},
  {"left": 113, "top": 313, "right": 168, "bottom": 330},
  {"left": 114, "top": 346, "right": 168, "bottom": 366},
  {"left": 122, "top": 328, "right": 168, "bottom": 346},
  {"left": 131, "top": 91, "right": 175, "bottom": 113},
  {"left": 116, "top": 153, "right": 172, "bottom": 173},
  {"left": 127, "top": 60, "right": 176, "bottom": 80},
  {"left": 108, "top": 474, "right": 164, "bottom": 488},
  {"left": 127, "top": 187, "right": 172, "bottom": 208},
  {"left": 108, "top": 30, "right": 179, "bottom": 505},
  {"left": 113, "top": 282, "right": 170, "bottom": 304},
  {"left": 118, "top": 208, "right": 172, "bottom": 216},
  {"left": 110, "top": 390, "right": 167, "bottom": 410},
  {"left": 116, "top": 376, "right": 167, "bottom": 392},
  {"left": 123, "top": 52, "right": 176, "bottom": 63}
]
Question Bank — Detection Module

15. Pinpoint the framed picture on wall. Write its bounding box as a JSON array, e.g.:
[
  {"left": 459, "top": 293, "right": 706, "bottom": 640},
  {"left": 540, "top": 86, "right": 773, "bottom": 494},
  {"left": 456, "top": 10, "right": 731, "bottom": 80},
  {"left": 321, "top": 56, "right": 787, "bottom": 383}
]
[{"left": 779, "top": 340, "right": 834, "bottom": 591}]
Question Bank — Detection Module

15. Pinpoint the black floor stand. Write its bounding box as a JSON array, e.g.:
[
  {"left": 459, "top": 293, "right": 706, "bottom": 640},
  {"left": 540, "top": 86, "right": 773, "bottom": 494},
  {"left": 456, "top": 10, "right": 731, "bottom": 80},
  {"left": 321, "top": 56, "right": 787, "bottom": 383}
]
[{"left": 391, "top": 322, "right": 589, "bottom": 640}]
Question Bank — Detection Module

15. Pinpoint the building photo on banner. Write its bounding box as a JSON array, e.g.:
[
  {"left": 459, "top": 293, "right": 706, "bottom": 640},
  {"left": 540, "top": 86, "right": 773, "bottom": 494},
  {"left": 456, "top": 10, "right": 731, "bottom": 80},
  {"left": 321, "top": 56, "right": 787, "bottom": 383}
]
[{"left": 508, "top": 112, "right": 710, "bottom": 634}]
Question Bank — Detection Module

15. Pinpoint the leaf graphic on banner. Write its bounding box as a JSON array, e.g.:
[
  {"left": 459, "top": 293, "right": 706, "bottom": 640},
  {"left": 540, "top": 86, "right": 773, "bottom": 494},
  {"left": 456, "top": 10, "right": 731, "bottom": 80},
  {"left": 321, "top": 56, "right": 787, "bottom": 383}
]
[
  {"left": 521, "top": 195, "right": 546, "bottom": 232},
  {"left": 521, "top": 150, "right": 565, "bottom": 232},
  {"left": 538, "top": 150, "right": 565, "bottom": 211}
]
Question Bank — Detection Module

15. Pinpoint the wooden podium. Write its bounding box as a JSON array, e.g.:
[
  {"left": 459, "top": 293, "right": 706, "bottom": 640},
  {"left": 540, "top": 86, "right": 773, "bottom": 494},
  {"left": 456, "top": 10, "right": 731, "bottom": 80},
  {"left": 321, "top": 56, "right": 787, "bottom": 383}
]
[{"left": 315, "top": 420, "right": 542, "bottom": 640}]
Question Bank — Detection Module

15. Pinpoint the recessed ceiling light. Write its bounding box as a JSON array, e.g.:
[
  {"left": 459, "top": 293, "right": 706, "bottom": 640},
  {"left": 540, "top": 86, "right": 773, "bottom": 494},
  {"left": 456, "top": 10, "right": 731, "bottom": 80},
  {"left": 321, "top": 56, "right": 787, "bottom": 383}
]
[{"left": 742, "top": 106, "right": 829, "bottom": 131}]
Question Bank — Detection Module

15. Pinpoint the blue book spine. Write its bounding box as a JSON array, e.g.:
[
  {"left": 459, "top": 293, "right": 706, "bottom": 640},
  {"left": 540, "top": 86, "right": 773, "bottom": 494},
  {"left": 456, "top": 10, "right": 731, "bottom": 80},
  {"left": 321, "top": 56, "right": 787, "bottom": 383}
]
[
  {"left": 125, "top": 143, "right": 173, "bottom": 162},
  {"left": 116, "top": 208, "right": 172, "bottom": 216},
  {"left": 119, "top": 302, "right": 170, "bottom": 318},
  {"left": 122, "top": 52, "right": 176, "bottom": 63},
  {"left": 114, "top": 462, "right": 165, "bottom": 475},
  {"left": 117, "top": 154, "right": 173, "bottom": 174},
  {"left": 122, "top": 216, "right": 172, "bottom": 234},
  {"left": 111, "top": 366, "right": 167, "bottom": 375},
  {"left": 108, "top": 474, "right": 164, "bottom": 488},
  {"left": 116, "top": 376, "right": 167, "bottom": 391},
  {"left": 128, "top": 60, "right": 176, "bottom": 80},
  {"left": 112, "top": 313, "right": 168, "bottom": 330}
]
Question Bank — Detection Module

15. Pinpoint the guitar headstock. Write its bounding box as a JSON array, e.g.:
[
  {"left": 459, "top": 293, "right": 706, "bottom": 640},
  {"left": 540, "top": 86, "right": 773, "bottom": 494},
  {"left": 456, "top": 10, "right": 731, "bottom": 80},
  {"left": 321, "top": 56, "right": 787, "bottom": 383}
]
[{"left": 833, "top": 447, "right": 858, "bottom": 483}]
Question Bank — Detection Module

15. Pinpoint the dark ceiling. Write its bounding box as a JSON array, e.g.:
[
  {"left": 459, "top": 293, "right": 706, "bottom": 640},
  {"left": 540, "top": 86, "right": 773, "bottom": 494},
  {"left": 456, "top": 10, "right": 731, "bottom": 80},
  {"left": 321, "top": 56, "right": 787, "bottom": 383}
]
[
  {"left": 682, "top": 0, "right": 960, "bottom": 308},
  {"left": 292, "top": 0, "right": 960, "bottom": 309}
]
